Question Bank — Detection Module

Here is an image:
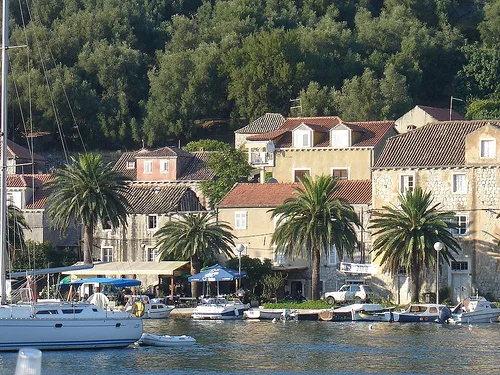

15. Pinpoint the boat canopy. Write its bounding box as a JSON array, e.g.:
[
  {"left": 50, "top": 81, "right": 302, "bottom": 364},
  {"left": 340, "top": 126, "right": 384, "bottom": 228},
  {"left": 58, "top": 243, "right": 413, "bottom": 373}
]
[
  {"left": 64, "top": 277, "right": 142, "bottom": 287},
  {"left": 188, "top": 264, "right": 246, "bottom": 282}
]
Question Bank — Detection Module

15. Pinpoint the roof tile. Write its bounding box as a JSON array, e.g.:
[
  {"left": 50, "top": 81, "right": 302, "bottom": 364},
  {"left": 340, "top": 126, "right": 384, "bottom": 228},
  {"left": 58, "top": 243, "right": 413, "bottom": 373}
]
[
  {"left": 217, "top": 180, "right": 372, "bottom": 208},
  {"left": 374, "top": 120, "right": 500, "bottom": 168},
  {"left": 235, "top": 113, "right": 286, "bottom": 134}
]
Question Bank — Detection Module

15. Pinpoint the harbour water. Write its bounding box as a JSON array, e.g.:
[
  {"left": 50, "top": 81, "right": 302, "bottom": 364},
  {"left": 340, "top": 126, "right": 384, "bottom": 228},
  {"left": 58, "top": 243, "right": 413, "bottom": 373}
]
[{"left": 1, "top": 317, "right": 500, "bottom": 375}]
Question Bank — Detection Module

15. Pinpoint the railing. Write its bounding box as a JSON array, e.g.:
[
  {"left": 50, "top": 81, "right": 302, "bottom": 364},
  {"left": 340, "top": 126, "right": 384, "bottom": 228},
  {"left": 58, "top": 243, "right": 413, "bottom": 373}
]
[{"left": 249, "top": 151, "right": 274, "bottom": 166}]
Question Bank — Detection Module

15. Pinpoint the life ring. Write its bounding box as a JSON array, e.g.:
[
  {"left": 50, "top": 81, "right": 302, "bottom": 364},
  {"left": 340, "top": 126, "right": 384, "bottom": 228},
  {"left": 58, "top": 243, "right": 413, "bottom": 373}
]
[{"left": 132, "top": 301, "right": 145, "bottom": 318}]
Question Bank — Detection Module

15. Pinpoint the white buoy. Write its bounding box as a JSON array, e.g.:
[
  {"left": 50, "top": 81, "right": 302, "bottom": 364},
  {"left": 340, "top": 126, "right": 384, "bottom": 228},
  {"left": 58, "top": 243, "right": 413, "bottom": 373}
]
[{"left": 369, "top": 324, "right": 373, "bottom": 330}]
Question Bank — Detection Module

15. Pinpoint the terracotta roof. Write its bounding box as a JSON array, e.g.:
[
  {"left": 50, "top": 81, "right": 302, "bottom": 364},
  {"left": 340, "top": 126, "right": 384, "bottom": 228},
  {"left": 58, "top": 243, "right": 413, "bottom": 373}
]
[
  {"left": 112, "top": 150, "right": 143, "bottom": 179},
  {"left": 417, "top": 105, "right": 463, "bottom": 121},
  {"left": 6, "top": 140, "right": 45, "bottom": 161},
  {"left": 7, "top": 174, "right": 51, "bottom": 188},
  {"left": 374, "top": 120, "right": 500, "bottom": 168},
  {"left": 217, "top": 180, "right": 372, "bottom": 208},
  {"left": 235, "top": 113, "right": 285, "bottom": 134},
  {"left": 178, "top": 152, "right": 215, "bottom": 181},
  {"left": 124, "top": 182, "right": 204, "bottom": 214},
  {"left": 6, "top": 174, "right": 53, "bottom": 209},
  {"left": 247, "top": 117, "right": 394, "bottom": 148},
  {"left": 136, "top": 146, "right": 193, "bottom": 158}
]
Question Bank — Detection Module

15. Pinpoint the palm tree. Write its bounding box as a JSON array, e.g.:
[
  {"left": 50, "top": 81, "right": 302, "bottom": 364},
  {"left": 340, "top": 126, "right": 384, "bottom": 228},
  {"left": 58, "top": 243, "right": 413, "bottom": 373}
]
[
  {"left": 270, "top": 175, "right": 360, "bottom": 301},
  {"left": 7, "top": 205, "right": 30, "bottom": 264},
  {"left": 369, "top": 186, "right": 460, "bottom": 303},
  {"left": 45, "top": 153, "right": 130, "bottom": 264},
  {"left": 154, "top": 211, "right": 236, "bottom": 298}
]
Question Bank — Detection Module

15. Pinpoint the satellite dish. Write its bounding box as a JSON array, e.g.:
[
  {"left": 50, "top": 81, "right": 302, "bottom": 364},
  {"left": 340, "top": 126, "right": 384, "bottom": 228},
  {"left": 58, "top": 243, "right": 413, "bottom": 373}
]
[{"left": 268, "top": 178, "right": 278, "bottom": 183}]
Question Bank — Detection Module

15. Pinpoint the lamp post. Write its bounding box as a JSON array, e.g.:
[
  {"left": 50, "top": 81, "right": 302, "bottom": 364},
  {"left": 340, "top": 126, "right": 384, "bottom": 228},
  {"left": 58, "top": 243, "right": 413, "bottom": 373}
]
[
  {"left": 434, "top": 241, "right": 443, "bottom": 304},
  {"left": 235, "top": 244, "right": 245, "bottom": 291}
]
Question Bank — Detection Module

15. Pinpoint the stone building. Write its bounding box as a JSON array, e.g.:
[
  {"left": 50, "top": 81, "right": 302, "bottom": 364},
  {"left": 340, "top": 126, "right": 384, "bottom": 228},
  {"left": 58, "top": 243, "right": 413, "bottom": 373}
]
[
  {"left": 216, "top": 180, "right": 374, "bottom": 299},
  {"left": 372, "top": 120, "right": 500, "bottom": 304},
  {"left": 8, "top": 174, "right": 80, "bottom": 250}
]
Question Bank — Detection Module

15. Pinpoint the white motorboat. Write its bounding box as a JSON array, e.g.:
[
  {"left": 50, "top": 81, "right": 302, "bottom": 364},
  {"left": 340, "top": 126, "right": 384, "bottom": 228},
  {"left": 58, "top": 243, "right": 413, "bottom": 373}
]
[
  {"left": 449, "top": 297, "right": 500, "bottom": 324},
  {"left": 192, "top": 297, "right": 249, "bottom": 320},
  {"left": 125, "top": 295, "right": 175, "bottom": 319},
  {"left": 243, "top": 308, "right": 292, "bottom": 320},
  {"left": 385, "top": 303, "right": 446, "bottom": 323},
  {"left": 350, "top": 303, "right": 395, "bottom": 322},
  {"left": 139, "top": 333, "right": 196, "bottom": 347}
]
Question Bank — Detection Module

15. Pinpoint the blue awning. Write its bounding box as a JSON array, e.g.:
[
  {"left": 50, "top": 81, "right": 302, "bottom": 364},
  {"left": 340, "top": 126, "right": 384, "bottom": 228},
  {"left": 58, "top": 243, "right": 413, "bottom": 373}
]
[
  {"left": 188, "top": 264, "right": 246, "bottom": 282},
  {"left": 64, "top": 277, "right": 141, "bottom": 288}
]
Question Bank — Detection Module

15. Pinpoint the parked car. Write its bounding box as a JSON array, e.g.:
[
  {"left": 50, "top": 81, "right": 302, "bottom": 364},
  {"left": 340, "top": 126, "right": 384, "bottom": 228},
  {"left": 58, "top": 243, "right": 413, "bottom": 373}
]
[{"left": 323, "top": 284, "right": 374, "bottom": 305}]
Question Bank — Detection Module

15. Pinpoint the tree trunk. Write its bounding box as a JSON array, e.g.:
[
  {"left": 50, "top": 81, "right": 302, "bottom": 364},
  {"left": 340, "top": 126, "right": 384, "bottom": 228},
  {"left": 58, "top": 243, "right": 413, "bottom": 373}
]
[
  {"left": 410, "top": 261, "right": 421, "bottom": 303},
  {"left": 311, "top": 247, "right": 321, "bottom": 300},
  {"left": 190, "top": 257, "right": 201, "bottom": 299},
  {"left": 83, "top": 224, "right": 93, "bottom": 264}
]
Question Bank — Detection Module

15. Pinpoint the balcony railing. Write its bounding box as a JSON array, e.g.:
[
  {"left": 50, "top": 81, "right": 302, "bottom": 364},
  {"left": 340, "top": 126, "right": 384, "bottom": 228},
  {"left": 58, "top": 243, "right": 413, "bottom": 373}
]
[{"left": 249, "top": 151, "right": 274, "bottom": 166}]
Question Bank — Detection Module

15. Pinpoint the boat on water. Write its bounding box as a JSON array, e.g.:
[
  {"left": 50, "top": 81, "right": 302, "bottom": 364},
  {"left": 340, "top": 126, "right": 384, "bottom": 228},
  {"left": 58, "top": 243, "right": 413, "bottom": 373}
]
[
  {"left": 385, "top": 303, "right": 446, "bottom": 323},
  {"left": 318, "top": 303, "right": 390, "bottom": 322},
  {"left": 125, "top": 295, "right": 175, "bottom": 319},
  {"left": 0, "top": 295, "right": 143, "bottom": 350},
  {"left": 0, "top": 2, "right": 143, "bottom": 350},
  {"left": 138, "top": 333, "right": 196, "bottom": 347},
  {"left": 243, "top": 308, "right": 292, "bottom": 320},
  {"left": 350, "top": 304, "right": 395, "bottom": 322},
  {"left": 448, "top": 297, "right": 500, "bottom": 324},
  {"left": 289, "top": 309, "right": 320, "bottom": 321},
  {"left": 192, "top": 296, "right": 249, "bottom": 320}
]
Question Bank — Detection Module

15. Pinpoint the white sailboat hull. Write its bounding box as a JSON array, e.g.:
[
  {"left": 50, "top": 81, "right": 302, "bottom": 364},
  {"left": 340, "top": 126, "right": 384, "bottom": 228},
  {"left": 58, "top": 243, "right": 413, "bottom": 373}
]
[{"left": 0, "top": 303, "right": 143, "bottom": 351}]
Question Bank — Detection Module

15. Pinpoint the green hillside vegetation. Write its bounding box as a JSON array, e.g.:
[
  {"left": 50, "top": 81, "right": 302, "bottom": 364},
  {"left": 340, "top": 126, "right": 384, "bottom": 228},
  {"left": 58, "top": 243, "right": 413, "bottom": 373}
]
[{"left": 7, "top": 0, "right": 500, "bottom": 151}]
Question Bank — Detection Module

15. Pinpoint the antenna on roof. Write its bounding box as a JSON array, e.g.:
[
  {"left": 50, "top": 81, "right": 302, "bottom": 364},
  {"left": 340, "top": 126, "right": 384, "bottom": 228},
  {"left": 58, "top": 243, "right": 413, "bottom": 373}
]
[
  {"left": 450, "top": 96, "right": 464, "bottom": 121},
  {"left": 290, "top": 98, "right": 302, "bottom": 117}
]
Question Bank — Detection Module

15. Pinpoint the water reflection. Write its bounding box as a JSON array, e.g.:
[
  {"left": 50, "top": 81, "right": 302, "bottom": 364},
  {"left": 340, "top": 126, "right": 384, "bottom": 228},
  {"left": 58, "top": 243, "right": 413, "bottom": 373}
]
[{"left": 0, "top": 318, "right": 499, "bottom": 375}]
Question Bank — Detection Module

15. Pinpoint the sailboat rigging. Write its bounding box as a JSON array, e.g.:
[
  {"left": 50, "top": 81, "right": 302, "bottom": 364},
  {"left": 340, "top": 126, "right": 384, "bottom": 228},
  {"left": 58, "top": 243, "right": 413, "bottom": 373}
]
[{"left": 0, "top": 0, "right": 143, "bottom": 351}]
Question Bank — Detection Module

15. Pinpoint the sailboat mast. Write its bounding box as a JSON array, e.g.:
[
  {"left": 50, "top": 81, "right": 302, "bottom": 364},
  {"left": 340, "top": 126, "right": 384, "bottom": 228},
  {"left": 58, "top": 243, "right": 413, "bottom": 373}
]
[{"left": 0, "top": 0, "right": 9, "bottom": 304}]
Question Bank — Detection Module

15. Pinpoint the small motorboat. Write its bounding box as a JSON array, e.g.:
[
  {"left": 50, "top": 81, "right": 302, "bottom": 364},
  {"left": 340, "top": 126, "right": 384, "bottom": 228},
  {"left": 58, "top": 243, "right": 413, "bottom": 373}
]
[
  {"left": 449, "top": 297, "right": 500, "bottom": 324},
  {"left": 125, "top": 295, "right": 175, "bottom": 319},
  {"left": 138, "top": 333, "right": 196, "bottom": 347},
  {"left": 289, "top": 309, "right": 320, "bottom": 321},
  {"left": 386, "top": 303, "right": 446, "bottom": 322},
  {"left": 243, "top": 308, "right": 292, "bottom": 320},
  {"left": 192, "top": 296, "right": 249, "bottom": 320}
]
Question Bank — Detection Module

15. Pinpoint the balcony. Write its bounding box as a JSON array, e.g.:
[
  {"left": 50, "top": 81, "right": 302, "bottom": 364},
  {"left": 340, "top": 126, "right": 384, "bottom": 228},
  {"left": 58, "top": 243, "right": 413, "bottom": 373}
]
[{"left": 246, "top": 141, "right": 275, "bottom": 167}]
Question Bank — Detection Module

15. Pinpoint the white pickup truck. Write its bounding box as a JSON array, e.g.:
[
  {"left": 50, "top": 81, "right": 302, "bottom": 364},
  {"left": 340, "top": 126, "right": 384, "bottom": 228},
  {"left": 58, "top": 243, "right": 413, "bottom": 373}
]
[{"left": 323, "top": 284, "right": 374, "bottom": 305}]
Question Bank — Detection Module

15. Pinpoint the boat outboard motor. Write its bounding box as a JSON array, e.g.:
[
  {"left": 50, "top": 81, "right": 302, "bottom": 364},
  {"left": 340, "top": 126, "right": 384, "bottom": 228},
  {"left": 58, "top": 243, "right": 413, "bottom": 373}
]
[{"left": 437, "top": 306, "right": 452, "bottom": 324}]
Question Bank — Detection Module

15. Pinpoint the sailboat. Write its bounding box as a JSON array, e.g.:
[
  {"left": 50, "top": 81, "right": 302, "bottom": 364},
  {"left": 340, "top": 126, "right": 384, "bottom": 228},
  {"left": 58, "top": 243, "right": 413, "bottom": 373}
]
[{"left": 0, "top": 0, "right": 143, "bottom": 350}]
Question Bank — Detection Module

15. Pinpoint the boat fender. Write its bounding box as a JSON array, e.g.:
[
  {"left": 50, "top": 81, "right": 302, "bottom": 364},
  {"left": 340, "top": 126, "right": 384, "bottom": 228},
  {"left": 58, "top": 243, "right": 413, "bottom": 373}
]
[
  {"left": 132, "top": 301, "right": 145, "bottom": 317},
  {"left": 234, "top": 308, "right": 239, "bottom": 317}
]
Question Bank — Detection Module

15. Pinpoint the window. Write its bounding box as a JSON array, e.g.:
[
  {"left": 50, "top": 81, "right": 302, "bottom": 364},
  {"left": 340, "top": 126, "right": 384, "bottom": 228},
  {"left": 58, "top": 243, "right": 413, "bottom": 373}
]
[
  {"left": 6, "top": 193, "right": 14, "bottom": 206},
  {"left": 102, "top": 246, "right": 113, "bottom": 262},
  {"left": 331, "top": 129, "right": 349, "bottom": 147},
  {"left": 400, "top": 175, "right": 414, "bottom": 193},
  {"left": 293, "top": 130, "right": 311, "bottom": 147},
  {"left": 144, "top": 160, "right": 153, "bottom": 174},
  {"left": 328, "top": 245, "right": 338, "bottom": 265},
  {"left": 274, "top": 246, "right": 286, "bottom": 265},
  {"left": 480, "top": 139, "right": 495, "bottom": 158},
  {"left": 102, "top": 217, "right": 112, "bottom": 231},
  {"left": 450, "top": 215, "right": 468, "bottom": 236},
  {"left": 146, "top": 247, "right": 158, "bottom": 262},
  {"left": 452, "top": 173, "right": 466, "bottom": 193},
  {"left": 160, "top": 159, "right": 169, "bottom": 173},
  {"left": 235, "top": 211, "right": 247, "bottom": 230},
  {"left": 126, "top": 161, "right": 135, "bottom": 169},
  {"left": 451, "top": 261, "right": 468, "bottom": 271},
  {"left": 294, "top": 169, "right": 310, "bottom": 182},
  {"left": 332, "top": 168, "right": 348, "bottom": 180},
  {"left": 147, "top": 215, "right": 158, "bottom": 230}
]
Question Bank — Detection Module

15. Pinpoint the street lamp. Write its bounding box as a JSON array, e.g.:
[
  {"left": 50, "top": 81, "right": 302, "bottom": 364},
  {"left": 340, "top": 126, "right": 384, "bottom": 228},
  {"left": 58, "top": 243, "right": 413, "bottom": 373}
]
[
  {"left": 434, "top": 241, "right": 443, "bottom": 304},
  {"left": 235, "top": 244, "right": 245, "bottom": 291}
]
